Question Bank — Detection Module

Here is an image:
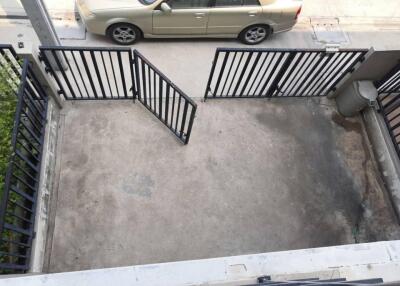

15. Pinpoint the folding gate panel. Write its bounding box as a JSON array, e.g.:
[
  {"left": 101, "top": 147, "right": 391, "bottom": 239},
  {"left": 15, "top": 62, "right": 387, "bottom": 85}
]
[
  {"left": 133, "top": 50, "right": 197, "bottom": 144},
  {"left": 205, "top": 48, "right": 368, "bottom": 99},
  {"left": 39, "top": 46, "right": 135, "bottom": 100}
]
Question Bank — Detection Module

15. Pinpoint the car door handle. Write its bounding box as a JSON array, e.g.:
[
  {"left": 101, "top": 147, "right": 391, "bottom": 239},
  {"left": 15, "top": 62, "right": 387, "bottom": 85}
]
[
  {"left": 248, "top": 11, "right": 259, "bottom": 16},
  {"left": 195, "top": 12, "right": 205, "bottom": 19}
]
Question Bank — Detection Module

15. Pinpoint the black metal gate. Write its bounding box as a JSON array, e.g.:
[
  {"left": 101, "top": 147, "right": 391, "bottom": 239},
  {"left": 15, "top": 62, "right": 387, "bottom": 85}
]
[
  {"left": 39, "top": 46, "right": 135, "bottom": 100},
  {"left": 39, "top": 46, "right": 197, "bottom": 144},
  {"left": 133, "top": 50, "right": 196, "bottom": 144},
  {"left": 0, "top": 49, "right": 49, "bottom": 272},
  {"left": 376, "top": 62, "right": 400, "bottom": 159},
  {"left": 204, "top": 48, "right": 368, "bottom": 100}
]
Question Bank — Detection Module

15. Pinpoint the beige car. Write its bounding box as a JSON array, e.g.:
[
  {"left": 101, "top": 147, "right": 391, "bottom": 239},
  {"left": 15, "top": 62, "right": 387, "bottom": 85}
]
[{"left": 76, "top": 0, "right": 302, "bottom": 45}]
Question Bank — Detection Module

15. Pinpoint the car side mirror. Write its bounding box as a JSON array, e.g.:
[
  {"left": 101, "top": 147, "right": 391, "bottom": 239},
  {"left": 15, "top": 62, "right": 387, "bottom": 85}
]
[{"left": 160, "top": 2, "right": 172, "bottom": 13}]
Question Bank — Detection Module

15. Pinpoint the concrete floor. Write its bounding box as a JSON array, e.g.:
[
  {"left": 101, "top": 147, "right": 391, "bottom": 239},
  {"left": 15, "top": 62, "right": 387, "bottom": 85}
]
[{"left": 45, "top": 98, "right": 400, "bottom": 273}]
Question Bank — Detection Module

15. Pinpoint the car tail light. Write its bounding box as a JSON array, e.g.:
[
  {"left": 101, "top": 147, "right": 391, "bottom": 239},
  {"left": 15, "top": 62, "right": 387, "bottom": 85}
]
[{"left": 295, "top": 6, "right": 302, "bottom": 20}]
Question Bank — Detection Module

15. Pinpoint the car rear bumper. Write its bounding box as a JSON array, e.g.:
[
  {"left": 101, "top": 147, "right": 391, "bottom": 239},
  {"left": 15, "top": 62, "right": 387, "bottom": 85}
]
[
  {"left": 76, "top": 2, "right": 107, "bottom": 35},
  {"left": 271, "top": 20, "right": 297, "bottom": 33}
]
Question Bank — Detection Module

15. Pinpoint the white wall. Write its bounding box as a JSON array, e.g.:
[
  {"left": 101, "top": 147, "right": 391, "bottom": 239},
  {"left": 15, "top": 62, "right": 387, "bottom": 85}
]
[{"left": 1, "top": 241, "right": 400, "bottom": 286}]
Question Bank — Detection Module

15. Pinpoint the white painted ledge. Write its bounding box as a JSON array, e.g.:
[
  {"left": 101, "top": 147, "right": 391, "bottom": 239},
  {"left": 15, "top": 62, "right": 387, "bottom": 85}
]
[{"left": 1, "top": 241, "right": 400, "bottom": 286}]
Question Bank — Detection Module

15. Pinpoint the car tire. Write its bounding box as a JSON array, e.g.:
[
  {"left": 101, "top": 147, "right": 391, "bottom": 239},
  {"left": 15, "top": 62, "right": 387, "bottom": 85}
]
[
  {"left": 107, "top": 23, "right": 142, "bottom": 45},
  {"left": 239, "top": 25, "right": 272, "bottom": 45}
]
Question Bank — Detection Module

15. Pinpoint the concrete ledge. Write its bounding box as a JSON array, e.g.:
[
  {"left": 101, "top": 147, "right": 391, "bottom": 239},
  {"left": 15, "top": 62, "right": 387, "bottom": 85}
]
[
  {"left": 363, "top": 107, "right": 400, "bottom": 221},
  {"left": 29, "top": 98, "right": 61, "bottom": 272},
  {"left": 1, "top": 241, "right": 400, "bottom": 285}
]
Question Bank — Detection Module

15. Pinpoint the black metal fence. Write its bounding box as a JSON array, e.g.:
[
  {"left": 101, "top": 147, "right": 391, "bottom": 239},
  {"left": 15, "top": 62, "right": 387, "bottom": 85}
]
[
  {"left": 0, "top": 45, "right": 21, "bottom": 83},
  {"left": 205, "top": 48, "right": 368, "bottom": 99},
  {"left": 0, "top": 58, "right": 48, "bottom": 272},
  {"left": 133, "top": 50, "right": 197, "bottom": 144},
  {"left": 376, "top": 62, "right": 400, "bottom": 159},
  {"left": 39, "top": 46, "right": 135, "bottom": 100}
]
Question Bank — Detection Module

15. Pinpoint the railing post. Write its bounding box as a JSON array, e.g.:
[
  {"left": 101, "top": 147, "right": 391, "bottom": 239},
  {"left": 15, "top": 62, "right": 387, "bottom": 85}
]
[
  {"left": 185, "top": 105, "right": 197, "bottom": 145},
  {"left": 204, "top": 49, "right": 220, "bottom": 101},
  {"left": 133, "top": 50, "right": 142, "bottom": 102},
  {"left": 130, "top": 49, "right": 137, "bottom": 103},
  {"left": 16, "top": 43, "right": 63, "bottom": 109}
]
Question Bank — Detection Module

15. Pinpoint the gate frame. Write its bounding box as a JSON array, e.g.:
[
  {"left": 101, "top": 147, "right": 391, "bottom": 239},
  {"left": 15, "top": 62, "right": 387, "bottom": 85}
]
[
  {"left": 39, "top": 46, "right": 136, "bottom": 101},
  {"left": 132, "top": 50, "right": 197, "bottom": 145},
  {"left": 204, "top": 47, "right": 368, "bottom": 101}
]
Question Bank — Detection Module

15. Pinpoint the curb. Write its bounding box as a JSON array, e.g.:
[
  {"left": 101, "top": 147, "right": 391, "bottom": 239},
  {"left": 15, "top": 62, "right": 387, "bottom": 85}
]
[
  {"left": 363, "top": 107, "right": 400, "bottom": 221},
  {"left": 299, "top": 16, "right": 400, "bottom": 26}
]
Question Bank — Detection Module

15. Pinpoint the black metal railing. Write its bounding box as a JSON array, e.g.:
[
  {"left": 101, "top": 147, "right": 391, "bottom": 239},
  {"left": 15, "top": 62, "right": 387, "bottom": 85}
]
[
  {"left": 39, "top": 46, "right": 135, "bottom": 100},
  {"left": 133, "top": 50, "right": 197, "bottom": 144},
  {"left": 376, "top": 62, "right": 400, "bottom": 159},
  {"left": 0, "top": 58, "right": 48, "bottom": 273},
  {"left": 0, "top": 45, "right": 21, "bottom": 85},
  {"left": 205, "top": 48, "right": 368, "bottom": 99}
]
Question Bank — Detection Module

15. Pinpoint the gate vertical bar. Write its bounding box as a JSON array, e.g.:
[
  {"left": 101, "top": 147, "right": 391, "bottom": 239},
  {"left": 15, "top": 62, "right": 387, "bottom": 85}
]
[
  {"left": 130, "top": 50, "right": 137, "bottom": 102},
  {"left": 266, "top": 52, "right": 296, "bottom": 97},
  {"left": 204, "top": 49, "right": 220, "bottom": 101}
]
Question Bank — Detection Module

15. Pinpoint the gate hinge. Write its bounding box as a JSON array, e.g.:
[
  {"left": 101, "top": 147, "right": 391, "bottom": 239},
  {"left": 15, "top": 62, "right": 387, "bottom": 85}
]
[{"left": 38, "top": 52, "right": 44, "bottom": 62}]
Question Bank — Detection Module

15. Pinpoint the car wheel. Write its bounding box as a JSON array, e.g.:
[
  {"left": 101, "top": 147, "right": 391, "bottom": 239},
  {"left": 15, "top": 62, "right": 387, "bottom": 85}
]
[
  {"left": 107, "top": 23, "right": 141, "bottom": 45},
  {"left": 239, "top": 25, "right": 271, "bottom": 45}
]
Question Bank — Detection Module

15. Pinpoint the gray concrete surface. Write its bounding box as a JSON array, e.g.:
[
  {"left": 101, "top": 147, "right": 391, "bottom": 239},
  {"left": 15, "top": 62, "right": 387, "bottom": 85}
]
[
  {"left": 45, "top": 98, "right": 400, "bottom": 273},
  {"left": 30, "top": 98, "right": 60, "bottom": 273}
]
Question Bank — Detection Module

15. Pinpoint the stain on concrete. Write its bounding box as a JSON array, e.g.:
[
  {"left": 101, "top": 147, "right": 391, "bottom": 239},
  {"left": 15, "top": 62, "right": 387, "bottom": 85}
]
[
  {"left": 331, "top": 112, "right": 362, "bottom": 133},
  {"left": 89, "top": 113, "right": 109, "bottom": 135},
  {"left": 120, "top": 173, "right": 155, "bottom": 198},
  {"left": 64, "top": 153, "right": 88, "bottom": 169},
  {"left": 331, "top": 112, "right": 400, "bottom": 242},
  {"left": 255, "top": 101, "right": 362, "bottom": 243}
]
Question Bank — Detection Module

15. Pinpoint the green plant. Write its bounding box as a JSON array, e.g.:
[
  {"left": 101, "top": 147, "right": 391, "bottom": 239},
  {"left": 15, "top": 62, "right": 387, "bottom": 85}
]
[
  {"left": 0, "top": 57, "right": 20, "bottom": 269},
  {"left": 0, "top": 60, "right": 19, "bottom": 200}
]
